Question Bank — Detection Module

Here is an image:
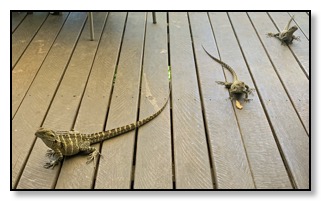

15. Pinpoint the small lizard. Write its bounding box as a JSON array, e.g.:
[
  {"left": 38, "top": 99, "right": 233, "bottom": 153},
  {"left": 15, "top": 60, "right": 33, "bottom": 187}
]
[
  {"left": 35, "top": 92, "right": 170, "bottom": 169},
  {"left": 202, "top": 46, "right": 254, "bottom": 105},
  {"left": 267, "top": 15, "right": 300, "bottom": 45}
]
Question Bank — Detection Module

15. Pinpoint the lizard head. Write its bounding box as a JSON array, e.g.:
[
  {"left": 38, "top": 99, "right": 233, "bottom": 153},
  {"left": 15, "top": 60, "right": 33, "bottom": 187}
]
[
  {"left": 230, "top": 81, "right": 247, "bottom": 94},
  {"left": 288, "top": 25, "right": 298, "bottom": 33},
  {"left": 35, "top": 128, "right": 56, "bottom": 142}
]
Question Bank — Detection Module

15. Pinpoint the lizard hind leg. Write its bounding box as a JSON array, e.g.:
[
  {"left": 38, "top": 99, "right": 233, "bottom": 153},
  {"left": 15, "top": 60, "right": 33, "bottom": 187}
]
[
  {"left": 86, "top": 148, "right": 101, "bottom": 165},
  {"left": 79, "top": 141, "right": 101, "bottom": 166},
  {"left": 43, "top": 151, "right": 63, "bottom": 169}
]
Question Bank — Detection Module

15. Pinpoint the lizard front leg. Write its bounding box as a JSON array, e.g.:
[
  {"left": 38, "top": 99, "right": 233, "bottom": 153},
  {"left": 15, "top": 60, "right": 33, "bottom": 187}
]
[
  {"left": 45, "top": 149, "right": 56, "bottom": 158},
  {"left": 245, "top": 85, "right": 255, "bottom": 95},
  {"left": 44, "top": 150, "right": 63, "bottom": 169},
  {"left": 216, "top": 81, "right": 232, "bottom": 89},
  {"left": 243, "top": 91, "right": 253, "bottom": 102},
  {"left": 293, "top": 35, "right": 300, "bottom": 41},
  {"left": 267, "top": 33, "right": 279, "bottom": 38}
]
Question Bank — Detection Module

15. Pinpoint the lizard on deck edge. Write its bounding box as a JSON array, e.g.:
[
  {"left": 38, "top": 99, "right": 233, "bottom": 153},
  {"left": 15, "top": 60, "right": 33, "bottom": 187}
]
[
  {"left": 267, "top": 15, "right": 300, "bottom": 45},
  {"left": 35, "top": 92, "right": 170, "bottom": 169},
  {"left": 202, "top": 46, "right": 254, "bottom": 105}
]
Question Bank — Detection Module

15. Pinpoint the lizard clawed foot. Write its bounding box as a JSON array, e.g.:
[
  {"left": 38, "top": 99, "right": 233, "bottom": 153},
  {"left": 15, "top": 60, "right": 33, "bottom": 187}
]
[
  {"left": 44, "top": 160, "right": 59, "bottom": 169},
  {"left": 247, "top": 88, "right": 255, "bottom": 95},
  {"left": 86, "top": 150, "right": 101, "bottom": 165},
  {"left": 45, "top": 149, "right": 56, "bottom": 158}
]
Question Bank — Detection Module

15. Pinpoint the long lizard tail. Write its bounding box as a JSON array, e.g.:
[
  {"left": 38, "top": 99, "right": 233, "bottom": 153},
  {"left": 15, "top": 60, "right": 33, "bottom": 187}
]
[
  {"left": 284, "top": 15, "right": 295, "bottom": 31},
  {"left": 202, "top": 45, "right": 238, "bottom": 81},
  {"left": 88, "top": 90, "right": 170, "bottom": 144}
]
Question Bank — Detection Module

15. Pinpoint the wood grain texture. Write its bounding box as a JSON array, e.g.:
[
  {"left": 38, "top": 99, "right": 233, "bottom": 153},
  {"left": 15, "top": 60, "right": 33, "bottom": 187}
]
[
  {"left": 55, "top": 12, "right": 126, "bottom": 189},
  {"left": 13, "top": 12, "right": 87, "bottom": 189},
  {"left": 12, "top": 12, "right": 48, "bottom": 68},
  {"left": 11, "top": 12, "right": 27, "bottom": 32},
  {"left": 268, "top": 12, "right": 309, "bottom": 78},
  {"left": 134, "top": 12, "right": 172, "bottom": 189},
  {"left": 94, "top": 12, "right": 146, "bottom": 189},
  {"left": 169, "top": 12, "right": 213, "bottom": 189},
  {"left": 12, "top": 12, "right": 69, "bottom": 118},
  {"left": 209, "top": 12, "right": 292, "bottom": 189},
  {"left": 249, "top": 12, "right": 309, "bottom": 134},
  {"left": 229, "top": 12, "right": 309, "bottom": 189},
  {"left": 189, "top": 12, "right": 255, "bottom": 189}
]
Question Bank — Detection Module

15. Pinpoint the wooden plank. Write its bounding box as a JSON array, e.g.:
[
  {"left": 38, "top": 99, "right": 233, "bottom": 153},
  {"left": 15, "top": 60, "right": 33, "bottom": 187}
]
[
  {"left": 268, "top": 12, "right": 309, "bottom": 79},
  {"left": 134, "top": 12, "right": 172, "bottom": 189},
  {"left": 12, "top": 12, "right": 69, "bottom": 118},
  {"left": 249, "top": 12, "right": 309, "bottom": 134},
  {"left": 55, "top": 12, "right": 126, "bottom": 189},
  {"left": 169, "top": 12, "right": 213, "bottom": 189},
  {"left": 16, "top": 13, "right": 108, "bottom": 189},
  {"left": 189, "top": 12, "right": 255, "bottom": 189},
  {"left": 289, "top": 12, "right": 309, "bottom": 39},
  {"left": 228, "top": 12, "right": 309, "bottom": 189},
  {"left": 208, "top": 12, "right": 292, "bottom": 189},
  {"left": 12, "top": 12, "right": 27, "bottom": 33},
  {"left": 12, "top": 12, "right": 87, "bottom": 189},
  {"left": 94, "top": 12, "right": 146, "bottom": 189},
  {"left": 12, "top": 12, "right": 48, "bottom": 68}
]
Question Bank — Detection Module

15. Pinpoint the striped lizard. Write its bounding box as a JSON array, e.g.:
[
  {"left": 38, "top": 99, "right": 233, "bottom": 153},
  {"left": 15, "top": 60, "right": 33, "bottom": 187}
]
[
  {"left": 267, "top": 15, "right": 300, "bottom": 45},
  {"left": 202, "top": 45, "right": 254, "bottom": 108},
  {"left": 35, "top": 92, "right": 170, "bottom": 169}
]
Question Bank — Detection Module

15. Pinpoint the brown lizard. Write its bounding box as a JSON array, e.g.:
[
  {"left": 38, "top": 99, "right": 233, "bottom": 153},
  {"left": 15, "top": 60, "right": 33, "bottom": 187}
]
[
  {"left": 202, "top": 45, "right": 254, "bottom": 106},
  {"left": 35, "top": 92, "right": 170, "bottom": 169},
  {"left": 267, "top": 15, "right": 300, "bottom": 45}
]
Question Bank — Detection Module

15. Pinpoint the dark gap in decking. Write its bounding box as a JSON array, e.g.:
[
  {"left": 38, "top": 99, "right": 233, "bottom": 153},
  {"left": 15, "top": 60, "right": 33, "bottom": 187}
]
[
  {"left": 226, "top": 12, "right": 260, "bottom": 188},
  {"left": 242, "top": 13, "right": 298, "bottom": 188},
  {"left": 12, "top": 13, "right": 70, "bottom": 119},
  {"left": 205, "top": 12, "right": 221, "bottom": 189},
  {"left": 52, "top": 14, "right": 89, "bottom": 189},
  {"left": 15, "top": 13, "right": 86, "bottom": 188},
  {"left": 60, "top": 12, "right": 110, "bottom": 189},
  {"left": 92, "top": 12, "right": 130, "bottom": 189},
  {"left": 241, "top": 12, "right": 297, "bottom": 188},
  {"left": 88, "top": 12, "right": 111, "bottom": 189},
  {"left": 71, "top": 12, "right": 109, "bottom": 133},
  {"left": 187, "top": 12, "right": 215, "bottom": 189},
  {"left": 249, "top": 13, "right": 308, "bottom": 135},
  {"left": 131, "top": 12, "right": 148, "bottom": 189},
  {"left": 102, "top": 12, "right": 128, "bottom": 131},
  {"left": 167, "top": 12, "right": 176, "bottom": 189},
  {"left": 285, "top": 12, "right": 309, "bottom": 79}
]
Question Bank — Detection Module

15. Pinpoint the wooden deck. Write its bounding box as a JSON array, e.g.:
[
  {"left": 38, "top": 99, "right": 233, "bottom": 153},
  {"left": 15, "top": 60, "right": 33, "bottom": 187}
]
[{"left": 11, "top": 12, "right": 310, "bottom": 189}]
